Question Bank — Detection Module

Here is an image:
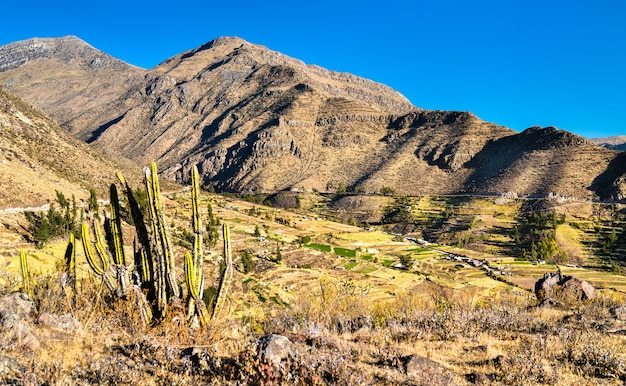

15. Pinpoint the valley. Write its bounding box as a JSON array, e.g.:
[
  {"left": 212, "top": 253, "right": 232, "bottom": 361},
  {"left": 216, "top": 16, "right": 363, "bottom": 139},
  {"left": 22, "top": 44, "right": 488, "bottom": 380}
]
[{"left": 0, "top": 34, "right": 625, "bottom": 384}]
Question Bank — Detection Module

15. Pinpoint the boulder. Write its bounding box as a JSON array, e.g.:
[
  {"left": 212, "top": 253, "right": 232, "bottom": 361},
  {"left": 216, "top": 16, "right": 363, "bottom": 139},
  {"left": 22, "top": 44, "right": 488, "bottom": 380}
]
[
  {"left": 36, "top": 312, "right": 82, "bottom": 334},
  {"left": 260, "top": 334, "right": 295, "bottom": 368},
  {"left": 0, "top": 310, "right": 40, "bottom": 351},
  {"left": 0, "top": 293, "right": 36, "bottom": 320},
  {"left": 404, "top": 355, "right": 453, "bottom": 379},
  {"left": 534, "top": 272, "right": 595, "bottom": 303},
  {"left": 612, "top": 305, "right": 626, "bottom": 322}
]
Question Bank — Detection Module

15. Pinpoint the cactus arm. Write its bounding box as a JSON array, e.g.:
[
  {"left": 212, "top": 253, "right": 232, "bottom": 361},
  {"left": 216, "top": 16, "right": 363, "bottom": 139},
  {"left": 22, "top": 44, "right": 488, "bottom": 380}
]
[
  {"left": 64, "top": 232, "right": 77, "bottom": 292},
  {"left": 19, "top": 250, "right": 32, "bottom": 298},
  {"left": 211, "top": 223, "right": 234, "bottom": 320},
  {"left": 147, "top": 162, "right": 180, "bottom": 299},
  {"left": 109, "top": 184, "right": 126, "bottom": 266},
  {"left": 185, "top": 252, "right": 200, "bottom": 300},
  {"left": 81, "top": 223, "right": 104, "bottom": 276},
  {"left": 191, "top": 166, "right": 205, "bottom": 295}
]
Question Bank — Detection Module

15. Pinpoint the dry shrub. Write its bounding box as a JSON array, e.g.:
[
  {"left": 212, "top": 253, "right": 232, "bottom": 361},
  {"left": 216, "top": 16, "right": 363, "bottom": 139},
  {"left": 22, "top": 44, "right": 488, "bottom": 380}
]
[
  {"left": 271, "top": 276, "right": 373, "bottom": 335},
  {"left": 494, "top": 334, "right": 559, "bottom": 385}
]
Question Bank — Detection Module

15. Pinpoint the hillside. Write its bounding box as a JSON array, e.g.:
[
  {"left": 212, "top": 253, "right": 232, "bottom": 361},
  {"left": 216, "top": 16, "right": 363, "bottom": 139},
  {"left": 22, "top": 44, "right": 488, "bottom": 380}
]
[
  {"left": 0, "top": 36, "right": 144, "bottom": 133},
  {"left": 0, "top": 86, "right": 138, "bottom": 209},
  {"left": 0, "top": 36, "right": 625, "bottom": 200},
  {"left": 591, "top": 136, "right": 626, "bottom": 151}
]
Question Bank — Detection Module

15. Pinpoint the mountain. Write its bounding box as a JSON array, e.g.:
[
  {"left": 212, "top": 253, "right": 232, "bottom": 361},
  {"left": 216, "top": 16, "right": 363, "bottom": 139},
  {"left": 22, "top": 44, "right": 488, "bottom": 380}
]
[
  {"left": 0, "top": 36, "right": 625, "bottom": 201},
  {"left": 590, "top": 136, "right": 626, "bottom": 151},
  {"left": 0, "top": 36, "right": 144, "bottom": 133},
  {"left": 0, "top": 86, "right": 138, "bottom": 209}
]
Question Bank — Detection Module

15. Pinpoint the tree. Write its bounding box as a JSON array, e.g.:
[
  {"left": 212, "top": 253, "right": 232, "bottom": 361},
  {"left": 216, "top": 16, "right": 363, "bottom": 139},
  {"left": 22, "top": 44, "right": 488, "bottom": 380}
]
[
  {"left": 380, "top": 186, "right": 395, "bottom": 196},
  {"left": 253, "top": 225, "right": 261, "bottom": 237},
  {"left": 275, "top": 243, "right": 282, "bottom": 263},
  {"left": 336, "top": 183, "right": 347, "bottom": 195},
  {"left": 241, "top": 249, "right": 253, "bottom": 273},
  {"left": 205, "top": 202, "right": 220, "bottom": 248}
]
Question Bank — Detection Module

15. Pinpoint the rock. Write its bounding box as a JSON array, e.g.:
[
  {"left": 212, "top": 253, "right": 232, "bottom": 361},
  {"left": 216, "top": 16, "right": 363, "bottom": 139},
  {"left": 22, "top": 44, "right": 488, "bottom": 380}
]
[
  {"left": 534, "top": 272, "right": 560, "bottom": 302},
  {"left": 0, "top": 355, "right": 24, "bottom": 379},
  {"left": 560, "top": 276, "right": 595, "bottom": 301},
  {"left": 466, "top": 371, "right": 490, "bottom": 385},
  {"left": 534, "top": 272, "right": 595, "bottom": 303},
  {"left": 335, "top": 315, "right": 374, "bottom": 334},
  {"left": 260, "top": 334, "right": 295, "bottom": 368},
  {"left": 0, "top": 293, "right": 36, "bottom": 320},
  {"left": 612, "top": 305, "right": 626, "bottom": 322},
  {"left": 404, "top": 355, "right": 451, "bottom": 379},
  {"left": 0, "top": 310, "right": 40, "bottom": 351},
  {"left": 36, "top": 312, "right": 82, "bottom": 334}
]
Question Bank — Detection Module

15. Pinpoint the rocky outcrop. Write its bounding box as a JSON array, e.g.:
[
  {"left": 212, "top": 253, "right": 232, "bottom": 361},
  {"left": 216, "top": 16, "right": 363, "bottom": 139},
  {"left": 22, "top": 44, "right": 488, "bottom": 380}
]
[{"left": 535, "top": 272, "right": 595, "bottom": 304}]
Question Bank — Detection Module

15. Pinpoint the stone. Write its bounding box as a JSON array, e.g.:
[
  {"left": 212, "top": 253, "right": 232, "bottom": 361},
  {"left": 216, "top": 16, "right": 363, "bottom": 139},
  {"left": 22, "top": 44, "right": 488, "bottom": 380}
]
[
  {"left": 260, "top": 334, "right": 294, "bottom": 368},
  {"left": 0, "top": 310, "right": 40, "bottom": 351},
  {"left": 0, "top": 355, "right": 24, "bottom": 379},
  {"left": 36, "top": 312, "right": 82, "bottom": 334},
  {"left": 466, "top": 371, "right": 490, "bottom": 385},
  {"left": 612, "top": 305, "right": 626, "bottom": 322},
  {"left": 534, "top": 272, "right": 595, "bottom": 303},
  {"left": 534, "top": 272, "right": 560, "bottom": 302},
  {"left": 0, "top": 293, "right": 36, "bottom": 320},
  {"left": 405, "top": 355, "right": 450, "bottom": 379}
]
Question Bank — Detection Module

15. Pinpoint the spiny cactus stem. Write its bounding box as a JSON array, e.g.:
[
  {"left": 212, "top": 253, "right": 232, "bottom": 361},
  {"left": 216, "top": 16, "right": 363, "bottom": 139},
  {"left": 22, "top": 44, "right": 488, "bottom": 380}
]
[
  {"left": 109, "top": 184, "right": 126, "bottom": 266},
  {"left": 211, "top": 223, "right": 233, "bottom": 320},
  {"left": 81, "top": 223, "right": 104, "bottom": 276},
  {"left": 93, "top": 220, "right": 111, "bottom": 271},
  {"left": 19, "top": 250, "right": 32, "bottom": 298},
  {"left": 64, "top": 232, "right": 77, "bottom": 292}
]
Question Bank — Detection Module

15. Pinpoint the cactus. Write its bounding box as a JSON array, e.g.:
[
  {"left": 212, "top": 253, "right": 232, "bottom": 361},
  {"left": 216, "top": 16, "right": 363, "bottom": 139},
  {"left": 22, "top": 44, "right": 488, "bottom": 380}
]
[
  {"left": 19, "top": 250, "right": 32, "bottom": 298},
  {"left": 142, "top": 162, "right": 181, "bottom": 319},
  {"left": 108, "top": 184, "right": 126, "bottom": 267},
  {"left": 211, "top": 223, "right": 234, "bottom": 320},
  {"left": 82, "top": 222, "right": 104, "bottom": 276},
  {"left": 81, "top": 221, "right": 118, "bottom": 293},
  {"left": 62, "top": 232, "right": 77, "bottom": 299},
  {"left": 80, "top": 162, "right": 233, "bottom": 326},
  {"left": 185, "top": 252, "right": 209, "bottom": 326},
  {"left": 184, "top": 166, "right": 210, "bottom": 326},
  {"left": 118, "top": 171, "right": 154, "bottom": 289}
]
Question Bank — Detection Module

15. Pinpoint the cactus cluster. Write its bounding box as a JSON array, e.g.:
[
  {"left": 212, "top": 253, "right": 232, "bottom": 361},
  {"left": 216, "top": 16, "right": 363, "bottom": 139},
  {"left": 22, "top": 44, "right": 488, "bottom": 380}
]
[{"left": 74, "top": 162, "right": 233, "bottom": 326}]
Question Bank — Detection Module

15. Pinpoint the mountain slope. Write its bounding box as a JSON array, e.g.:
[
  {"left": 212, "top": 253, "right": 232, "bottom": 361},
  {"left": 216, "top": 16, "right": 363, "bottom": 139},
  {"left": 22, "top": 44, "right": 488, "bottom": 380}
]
[
  {"left": 0, "top": 36, "right": 144, "bottom": 133},
  {"left": 590, "top": 136, "right": 626, "bottom": 151},
  {"left": 0, "top": 36, "right": 625, "bottom": 200},
  {"left": 0, "top": 86, "right": 138, "bottom": 208}
]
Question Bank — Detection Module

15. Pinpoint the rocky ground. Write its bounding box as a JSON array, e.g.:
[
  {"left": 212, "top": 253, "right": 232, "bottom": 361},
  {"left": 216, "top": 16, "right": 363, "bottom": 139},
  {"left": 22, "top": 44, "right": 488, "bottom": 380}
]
[{"left": 1, "top": 270, "right": 625, "bottom": 385}]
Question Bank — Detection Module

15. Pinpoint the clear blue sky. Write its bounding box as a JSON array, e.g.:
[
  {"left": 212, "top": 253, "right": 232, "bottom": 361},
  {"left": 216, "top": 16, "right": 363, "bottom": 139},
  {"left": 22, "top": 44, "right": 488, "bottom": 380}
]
[{"left": 1, "top": 0, "right": 625, "bottom": 139}]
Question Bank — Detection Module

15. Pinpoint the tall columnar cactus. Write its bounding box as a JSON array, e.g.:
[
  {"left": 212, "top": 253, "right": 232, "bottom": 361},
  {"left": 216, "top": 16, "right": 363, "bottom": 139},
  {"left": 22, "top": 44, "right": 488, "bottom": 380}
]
[
  {"left": 63, "top": 232, "right": 77, "bottom": 295},
  {"left": 109, "top": 184, "right": 126, "bottom": 267},
  {"left": 211, "top": 223, "right": 234, "bottom": 320},
  {"left": 185, "top": 165, "right": 209, "bottom": 325},
  {"left": 118, "top": 171, "right": 154, "bottom": 288},
  {"left": 19, "top": 250, "right": 32, "bottom": 298},
  {"left": 144, "top": 161, "right": 180, "bottom": 318}
]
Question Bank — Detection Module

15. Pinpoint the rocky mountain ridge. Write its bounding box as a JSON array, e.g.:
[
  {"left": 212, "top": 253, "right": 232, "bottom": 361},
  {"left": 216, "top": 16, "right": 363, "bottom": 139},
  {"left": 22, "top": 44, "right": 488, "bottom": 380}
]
[{"left": 0, "top": 36, "right": 625, "bottom": 201}]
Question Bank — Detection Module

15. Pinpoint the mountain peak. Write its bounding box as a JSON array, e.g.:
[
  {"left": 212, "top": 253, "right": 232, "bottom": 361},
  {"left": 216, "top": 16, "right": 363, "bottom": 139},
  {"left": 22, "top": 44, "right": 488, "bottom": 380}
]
[{"left": 0, "top": 35, "right": 137, "bottom": 72}]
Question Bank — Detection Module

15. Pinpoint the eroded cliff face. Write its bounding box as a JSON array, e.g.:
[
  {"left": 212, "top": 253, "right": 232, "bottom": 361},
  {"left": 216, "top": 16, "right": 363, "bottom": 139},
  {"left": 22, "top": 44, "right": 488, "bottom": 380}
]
[{"left": 0, "top": 35, "right": 625, "bottom": 200}]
